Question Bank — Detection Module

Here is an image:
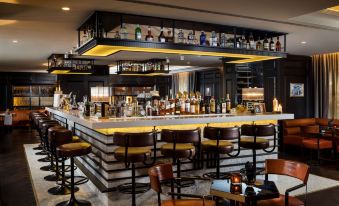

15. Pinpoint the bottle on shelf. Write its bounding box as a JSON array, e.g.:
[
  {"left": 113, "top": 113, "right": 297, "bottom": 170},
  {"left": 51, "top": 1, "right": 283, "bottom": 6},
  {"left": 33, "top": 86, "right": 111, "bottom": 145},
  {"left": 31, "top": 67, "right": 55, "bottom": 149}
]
[
  {"left": 205, "top": 99, "right": 210, "bottom": 114},
  {"left": 256, "top": 36, "right": 262, "bottom": 50},
  {"left": 269, "top": 37, "right": 275, "bottom": 51},
  {"left": 226, "top": 93, "right": 231, "bottom": 113},
  {"left": 200, "top": 96, "right": 205, "bottom": 114},
  {"left": 175, "top": 94, "right": 181, "bottom": 115},
  {"left": 236, "top": 36, "right": 241, "bottom": 48},
  {"left": 221, "top": 98, "right": 226, "bottom": 114},
  {"left": 226, "top": 35, "right": 234, "bottom": 48},
  {"left": 187, "top": 31, "right": 194, "bottom": 45},
  {"left": 263, "top": 34, "right": 269, "bottom": 50},
  {"left": 114, "top": 31, "right": 121, "bottom": 39},
  {"left": 185, "top": 93, "right": 191, "bottom": 114},
  {"left": 177, "top": 29, "right": 185, "bottom": 44},
  {"left": 165, "top": 95, "right": 171, "bottom": 115},
  {"left": 216, "top": 99, "right": 221, "bottom": 114},
  {"left": 158, "top": 27, "right": 166, "bottom": 43},
  {"left": 190, "top": 94, "right": 196, "bottom": 115},
  {"left": 180, "top": 92, "right": 186, "bottom": 115},
  {"left": 135, "top": 24, "right": 142, "bottom": 41},
  {"left": 146, "top": 101, "right": 152, "bottom": 116},
  {"left": 210, "top": 31, "right": 218, "bottom": 47},
  {"left": 241, "top": 33, "right": 247, "bottom": 49},
  {"left": 210, "top": 96, "right": 216, "bottom": 113},
  {"left": 166, "top": 29, "right": 174, "bottom": 42},
  {"left": 145, "top": 26, "right": 154, "bottom": 41},
  {"left": 120, "top": 23, "right": 128, "bottom": 40},
  {"left": 220, "top": 33, "right": 227, "bottom": 47},
  {"left": 275, "top": 36, "right": 281, "bottom": 52},
  {"left": 195, "top": 94, "right": 200, "bottom": 114},
  {"left": 200, "top": 31, "right": 206, "bottom": 46},
  {"left": 249, "top": 32, "right": 255, "bottom": 49}
]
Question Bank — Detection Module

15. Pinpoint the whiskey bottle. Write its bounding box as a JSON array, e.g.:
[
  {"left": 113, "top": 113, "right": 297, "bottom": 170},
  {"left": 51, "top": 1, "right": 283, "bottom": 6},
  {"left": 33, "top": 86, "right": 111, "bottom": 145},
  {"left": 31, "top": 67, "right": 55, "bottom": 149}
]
[
  {"left": 120, "top": 23, "right": 128, "bottom": 40},
  {"left": 210, "top": 96, "right": 216, "bottom": 113},
  {"left": 226, "top": 93, "right": 231, "bottom": 113},
  {"left": 190, "top": 95, "right": 196, "bottom": 114},
  {"left": 241, "top": 34, "right": 247, "bottom": 49},
  {"left": 175, "top": 94, "right": 181, "bottom": 115},
  {"left": 166, "top": 29, "right": 174, "bottom": 42},
  {"left": 269, "top": 37, "right": 275, "bottom": 51},
  {"left": 178, "top": 29, "right": 185, "bottom": 44},
  {"left": 216, "top": 99, "right": 221, "bottom": 114},
  {"left": 135, "top": 24, "right": 142, "bottom": 41},
  {"left": 210, "top": 31, "right": 218, "bottom": 47},
  {"left": 221, "top": 98, "right": 227, "bottom": 114},
  {"left": 185, "top": 95, "right": 191, "bottom": 114},
  {"left": 158, "top": 27, "right": 166, "bottom": 43},
  {"left": 275, "top": 36, "right": 281, "bottom": 52},
  {"left": 145, "top": 26, "right": 154, "bottom": 41},
  {"left": 249, "top": 32, "right": 255, "bottom": 49},
  {"left": 200, "top": 31, "right": 206, "bottom": 46},
  {"left": 195, "top": 95, "right": 200, "bottom": 114},
  {"left": 256, "top": 36, "right": 262, "bottom": 50},
  {"left": 180, "top": 93, "right": 186, "bottom": 115},
  {"left": 220, "top": 33, "right": 227, "bottom": 47},
  {"left": 263, "top": 34, "right": 269, "bottom": 50}
]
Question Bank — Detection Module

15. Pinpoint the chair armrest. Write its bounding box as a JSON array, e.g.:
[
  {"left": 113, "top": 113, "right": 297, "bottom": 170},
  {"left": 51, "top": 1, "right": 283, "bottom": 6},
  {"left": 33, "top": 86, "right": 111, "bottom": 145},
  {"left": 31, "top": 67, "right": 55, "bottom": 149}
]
[{"left": 284, "top": 184, "right": 306, "bottom": 206}]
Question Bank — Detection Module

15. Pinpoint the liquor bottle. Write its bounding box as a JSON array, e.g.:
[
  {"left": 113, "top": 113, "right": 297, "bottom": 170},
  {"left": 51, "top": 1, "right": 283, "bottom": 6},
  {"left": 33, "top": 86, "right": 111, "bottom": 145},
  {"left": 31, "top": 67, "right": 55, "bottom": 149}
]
[
  {"left": 135, "top": 24, "right": 142, "bottom": 41},
  {"left": 178, "top": 29, "right": 185, "bottom": 44},
  {"left": 241, "top": 34, "right": 247, "bottom": 49},
  {"left": 170, "top": 98, "right": 175, "bottom": 115},
  {"left": 120, "top": 23, "right": 128, "bottom": 39},
  {"left": 256, "top": 36, "right": 262, "bottom": 50},
  {"left": 145, "top": 26, "right": 154, "bottom": 41},
  {"left": 187, "top": 31, "right": 194, "bottom": 44},
  {"left": 175, "top": 95, "right": 181, "bottom": 115},
  {"left": 275, "top": 36, "right": 281, "bottom": 52},
  {"left": 221, "top": 98, "right": 227, "bottom": 114},
  {"left": 226, "top": 34, "right": 234, "bottom": 48},
  {"left": 185, "top": 94, "right": 191, "bottom": 114},
  {"left": 226, "top": 93, "right": 231, "bottom": 113},
  {"left": 190, "top": 95, "right": 196, "bottom": 114},
  {"left": 166, "top": 29, "right": 174, "bottom": 42},
  {"left": 84, "top": 96, "right": 91, "bottom": 117},
  {"left": 205, "top": 99, "right": 210, "bottom": 114},
  {"left": 180, "top": 93, "right": 186, "bottom": 115},
  {"left": 195, "top": 96, "right": 200, "bottom": 114},
  {"left": 249, "top": 32, "right": 255, "bottom": 49},
  {"left": 210, "top": 96, "right": 216, "bottom": 113},
  {"left": 158, "top": 27, "right": 166, "bottom": 43},
  {"left": 146, "top": 101, "right": 152, "bottom": 116},
  {"left": 236, "top": 37, "right": 241, "bottom": 48},
  {"left": 200, "top": 31, "right": 206, "bottom": 46},
  {"left": 200, "top": 97, "right": 205, "bottom": 114},
  {"left": 269, "top": 37, "right": 275, "bottom": 51},
  {"left": 220, "top": 33, "right": 227, "bottom": 47},
  {"left": 159, "top": 98, "right": 166, "bottom": 116},
  {"left": 114, "top": 31, "right": 121, "bottom": 39},
  {"left": 216, "top": 99, "right": 221, "bottom": 114},
  {"left": 210, "top": 31, "right": 218, "bottom": 47},
  {"left": 263, "top": 34, "right": 269, "bottom": 50}
]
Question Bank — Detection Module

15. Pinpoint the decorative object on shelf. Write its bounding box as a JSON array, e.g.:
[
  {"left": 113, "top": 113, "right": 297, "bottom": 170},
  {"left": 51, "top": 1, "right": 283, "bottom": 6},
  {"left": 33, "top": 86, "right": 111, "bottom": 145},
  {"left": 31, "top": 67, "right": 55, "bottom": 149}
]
[
  {"left": 253, "top": 103, "right": 266, "bottom": 114},
  {"left": 116, "top": 58, "right": 169, "bottom": 75},
  {"left": 290, "top": 83, "right": 304, "bottom": 97},
  {"left": 47, "top": 54, "right": 94, "bottom": 74},
  {"left": 242, "top": 88, "right": 264, "bottom": 101}
]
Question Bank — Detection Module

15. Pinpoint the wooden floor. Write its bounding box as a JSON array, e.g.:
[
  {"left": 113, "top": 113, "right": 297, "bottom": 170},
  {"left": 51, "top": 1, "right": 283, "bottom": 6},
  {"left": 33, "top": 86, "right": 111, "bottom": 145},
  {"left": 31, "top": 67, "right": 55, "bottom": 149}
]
[{"left": 0, "top": 127, "right": 338, "bottom": 206}]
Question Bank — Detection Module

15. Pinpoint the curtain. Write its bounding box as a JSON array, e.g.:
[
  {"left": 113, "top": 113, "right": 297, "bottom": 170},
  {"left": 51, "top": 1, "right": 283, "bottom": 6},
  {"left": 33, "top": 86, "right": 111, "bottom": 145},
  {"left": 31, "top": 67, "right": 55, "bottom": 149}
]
[
  {"left": 171, "top": 72, "right": 196, "bottom": 96},
  {"left": 312, "top": 52, "right": 339, "bottom": 118}
]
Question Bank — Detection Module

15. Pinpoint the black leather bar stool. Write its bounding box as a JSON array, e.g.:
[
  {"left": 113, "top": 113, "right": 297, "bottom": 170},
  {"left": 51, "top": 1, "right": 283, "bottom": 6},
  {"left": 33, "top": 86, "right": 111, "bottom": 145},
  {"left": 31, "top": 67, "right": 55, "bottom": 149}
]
[
  {"left": 34, "top": 115, "right": 50, "bottom": 156},
  {"left": 31, "top": 113, "right": 48, "bottom": 150},
  {"left": 160, "top": 128, "right": 201, "bottom": 194},
  {"left": 48, "top": 127, "right": 81, "bottom": 195},
  {"left": 202, "top": 126, "right": 241, "bottom": 179},
  {"left": 114, "top": 131, "right": 157, "bottom": 206},
  {"left": 239, "top": 124, "right": 276, "bottom": 175},
  {"left": 56, "top": 142, "right": 92, "bottom": 206}
]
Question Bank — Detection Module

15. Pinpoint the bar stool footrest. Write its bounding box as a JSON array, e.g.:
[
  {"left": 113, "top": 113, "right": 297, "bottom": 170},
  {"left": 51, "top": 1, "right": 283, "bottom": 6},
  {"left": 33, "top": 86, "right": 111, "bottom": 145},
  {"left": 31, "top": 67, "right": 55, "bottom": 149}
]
[
  {"left": 48, "top": 185, "right": 79, "bottom": 196},
  {"left": 117, "top": 183, "right": 150, "bottom": 194},
  {"left": 56, "top": 198, "right": 91, "bottom": 206},
  {"left": 203, "top": 172, "right": 231, "bottom": 179}
]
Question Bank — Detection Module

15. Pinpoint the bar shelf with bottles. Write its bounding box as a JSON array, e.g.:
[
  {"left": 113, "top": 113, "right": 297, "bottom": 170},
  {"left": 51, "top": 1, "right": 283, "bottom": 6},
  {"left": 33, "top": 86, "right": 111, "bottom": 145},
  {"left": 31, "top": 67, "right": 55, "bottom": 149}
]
[
  {"left": 116, "top": 58, "right": 169, "bottom": 75},
  {"left": 76, "top": 11, "right": 287, "bottom": 59},
  {"left": 47, "top": 53, "right": 95, "bottom": 74}
]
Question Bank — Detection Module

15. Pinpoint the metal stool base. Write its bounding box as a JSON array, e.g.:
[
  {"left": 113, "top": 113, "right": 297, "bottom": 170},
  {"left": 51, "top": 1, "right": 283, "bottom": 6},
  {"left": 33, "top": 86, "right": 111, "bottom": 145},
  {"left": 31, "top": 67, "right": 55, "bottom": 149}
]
[
  {"left": 56, "top": 198, "right": 91, "bottom": 206},
  {"left": 40, "top": 165, "right": 53, "bottom": 171},
  {"left": 203, "top": 172, "right": 231, "bottom": 180},
  {"left": 38, "top": 157, "right": 50, "bottom": 162},
  {"left": 33, "top": 145, "right": 43, "bottom": 150},
  {"left": 44, "top": 174, "right": 61, "bottom": 182},
  {"left": 35, "top": 151, "right": 48, "bottom": 156},
  {"left": 117, "top": 183, "right": 150, "bottom": 194},
  {"left": 48, "top": 185, "right": 79, "bottom": 196}
]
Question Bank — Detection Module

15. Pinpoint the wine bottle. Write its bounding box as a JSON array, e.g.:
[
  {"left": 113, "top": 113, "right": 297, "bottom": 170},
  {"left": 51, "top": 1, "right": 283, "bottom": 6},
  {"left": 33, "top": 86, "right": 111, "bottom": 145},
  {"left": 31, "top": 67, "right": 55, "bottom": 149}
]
[
  {"left": 275, "top": 36, "right": 281, "bottom": 52},
  {"left": 216, "top": 99, "right": 221, "bottom": 114},
  {"left": 135, "top": 24, "right": 142, "bottom": 40},
  {"left": 158, "top": 27, "right": 166, "bottom": 43},
  {"left": 263, "top": 34, "right": 269, "bottom": 50},
  {"left": 269, "top": 37, "right": 275, "bottom": 51},
  {"left": 145, "top": 26, "right": 154, "bottom": 41},
  {"left": 205, "top": 99, "right": 210, "bottom": 114},
  {"left": 226, "top": 93, "right": 231, "bottom": 113}
]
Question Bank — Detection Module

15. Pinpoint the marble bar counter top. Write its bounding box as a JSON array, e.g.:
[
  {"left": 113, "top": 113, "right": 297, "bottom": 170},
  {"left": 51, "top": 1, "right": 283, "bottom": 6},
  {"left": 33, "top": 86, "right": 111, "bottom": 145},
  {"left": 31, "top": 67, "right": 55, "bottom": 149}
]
[{"left": 46, "top": 107, "right": 294, "bottom": 129}]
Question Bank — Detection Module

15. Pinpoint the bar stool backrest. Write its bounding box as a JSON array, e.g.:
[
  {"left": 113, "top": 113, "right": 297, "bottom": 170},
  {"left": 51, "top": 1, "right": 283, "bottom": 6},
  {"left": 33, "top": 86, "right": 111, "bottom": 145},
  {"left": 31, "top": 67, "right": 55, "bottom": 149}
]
[
  {"left": 265, "top": 159, "right": 310, "bottom": 184},
  {"left": 114, "top": 131, "right": 155, "bottom": 147},
  {"left": 148, "top": 163, "right": 174, "bottom": 194},
  {"left": 161, "top": 128, "right": 201, "bottom": 143},
  {"left": 204, "top": 126, "right": 240, "bottom": 140},
  {"left": 49, "top": 128, "right": 73, "bottom": 147},
  {"left": 241, "top": 124, "right": 275, "bottom": 136}
]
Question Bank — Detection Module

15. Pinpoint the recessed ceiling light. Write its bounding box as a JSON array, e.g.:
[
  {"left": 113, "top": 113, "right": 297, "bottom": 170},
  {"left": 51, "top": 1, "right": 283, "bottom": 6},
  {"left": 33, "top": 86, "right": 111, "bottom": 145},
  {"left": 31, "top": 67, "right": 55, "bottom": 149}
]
[
  {"left": 62, "top": 7, "right": 70, "bottom": 11},
  {"left": 12, "top": 40, "right": 18, "bottom": 43},
  {"left": 301, "top": 41, "right": 307, "bottom": 44}
]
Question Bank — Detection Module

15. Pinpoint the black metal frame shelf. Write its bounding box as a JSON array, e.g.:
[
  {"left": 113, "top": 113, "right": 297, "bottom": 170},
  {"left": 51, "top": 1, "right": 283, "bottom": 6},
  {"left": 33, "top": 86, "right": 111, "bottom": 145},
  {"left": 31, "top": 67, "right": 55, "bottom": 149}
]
[{"left": 47, "top": 54, "right": 95, "bottom": 74}]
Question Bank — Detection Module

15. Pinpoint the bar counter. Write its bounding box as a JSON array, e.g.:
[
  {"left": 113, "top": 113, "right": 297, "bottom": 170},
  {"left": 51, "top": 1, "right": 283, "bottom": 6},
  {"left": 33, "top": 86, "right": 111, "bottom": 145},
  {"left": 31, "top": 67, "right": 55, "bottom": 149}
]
[{"left": 46, "top": 107, "right": 293, "bottom": 203}]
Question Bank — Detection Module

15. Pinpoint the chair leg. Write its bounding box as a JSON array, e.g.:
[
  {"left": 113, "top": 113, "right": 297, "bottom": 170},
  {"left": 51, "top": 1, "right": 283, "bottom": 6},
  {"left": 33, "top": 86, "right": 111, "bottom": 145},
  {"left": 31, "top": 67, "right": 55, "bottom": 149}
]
[
  {"left": 216, "top": 153, "right": 220, "bottom": 179},
  {"left": 253, "top": 149, "right": 256, "bottom": 176},
  {"left": 177, "top": 159, "right": 181, "bottom": 199},
  {"left": 132, "top": 163, "right": 136, "bottom": 206}
]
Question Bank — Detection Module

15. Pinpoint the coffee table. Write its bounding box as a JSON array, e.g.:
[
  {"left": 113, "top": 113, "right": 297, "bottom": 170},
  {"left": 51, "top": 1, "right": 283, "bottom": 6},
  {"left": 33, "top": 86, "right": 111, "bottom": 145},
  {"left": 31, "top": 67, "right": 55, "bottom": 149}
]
[{"left": 210, "top": 179, "right": 280, "bottom": 205}]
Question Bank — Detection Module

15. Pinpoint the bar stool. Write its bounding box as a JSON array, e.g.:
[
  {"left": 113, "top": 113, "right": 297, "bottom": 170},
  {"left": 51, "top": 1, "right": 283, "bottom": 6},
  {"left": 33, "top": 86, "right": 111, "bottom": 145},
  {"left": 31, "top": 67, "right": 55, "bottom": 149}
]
[
  {"left": 160, "top": 128, "right": 201, "bottom": 195},
  {"left": 202, "top": 126, "right": 241, "bottom": 179},
  {"left": 31, "top": 113, "right": 48, "bottom": 150},
  {"left": 56, "top": 142, "right": 92, "bottom": 206},
  {"left": 113, "top": 131, "right": 156, "bottom": 206},
  {"left": 239, "top": 124, "right": 276, "bottom": 176},
  {"left": 48, "top": 127, "right": 81, "bottom": 195},
  {"left": 34, "top": 116, "right": 50, "bottom": 156}
]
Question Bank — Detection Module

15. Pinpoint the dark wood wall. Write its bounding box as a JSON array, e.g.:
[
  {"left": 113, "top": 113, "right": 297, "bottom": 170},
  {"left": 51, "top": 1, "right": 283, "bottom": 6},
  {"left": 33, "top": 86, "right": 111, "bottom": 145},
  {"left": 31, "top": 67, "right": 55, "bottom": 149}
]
[
  {"left": 0, "top": 73, "right": 57, "bottom": 111},
  {"left": 196, "top": 54, "right": 313, "bottom": 118}
]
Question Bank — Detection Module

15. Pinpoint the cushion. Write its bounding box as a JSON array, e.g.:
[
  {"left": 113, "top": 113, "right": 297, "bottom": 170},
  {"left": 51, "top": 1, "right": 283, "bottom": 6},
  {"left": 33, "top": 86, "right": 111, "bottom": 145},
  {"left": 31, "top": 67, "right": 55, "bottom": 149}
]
[
  {"left": 302, "top": 138, "right": 332, "bottom": 150},
  {"left": 201, "top": 140, "right": 234, "bottom": 154},
  {"left": 239, "top": 137, "right": 269, "bottom": 149}
]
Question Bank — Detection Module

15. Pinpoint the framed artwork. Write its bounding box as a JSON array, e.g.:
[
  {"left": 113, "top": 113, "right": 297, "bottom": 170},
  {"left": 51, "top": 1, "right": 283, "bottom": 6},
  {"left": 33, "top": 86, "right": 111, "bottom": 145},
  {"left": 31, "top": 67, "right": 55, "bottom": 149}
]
[
  {"left": 254, "top": 103, "right": 266, "bottom": 114},
  {"left": 290, "top": 83, "right": 304, "bottom": 97}
]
